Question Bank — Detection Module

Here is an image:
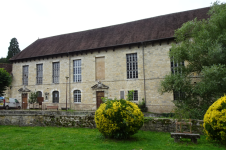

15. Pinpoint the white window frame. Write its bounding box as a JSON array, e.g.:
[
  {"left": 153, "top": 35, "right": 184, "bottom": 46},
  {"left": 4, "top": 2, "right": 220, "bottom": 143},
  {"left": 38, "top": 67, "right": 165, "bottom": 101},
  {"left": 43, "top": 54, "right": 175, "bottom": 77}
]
[
  {"left": 126, "top": 53, "right": 138, "bottom": 79},
  {"left": 36, "top": 64, "right": 43, "bottom": 85},
  {"left": 120, "top": 91, "right": 125, "bottom": 99},
  {"left": 53, "top": 62, "right": 60, "bottom": 83},
  {"left": 128, "top": 90, "right": 138, "bottom": 101},
  {"left": 170, "top": 52, "right": 184, "bottom": 75},
  {"left": 73, "top": 60, "right": 82, "bottom": 82},
  {"left": 74, "top": 90, "right": 81, "bottom": 103}
]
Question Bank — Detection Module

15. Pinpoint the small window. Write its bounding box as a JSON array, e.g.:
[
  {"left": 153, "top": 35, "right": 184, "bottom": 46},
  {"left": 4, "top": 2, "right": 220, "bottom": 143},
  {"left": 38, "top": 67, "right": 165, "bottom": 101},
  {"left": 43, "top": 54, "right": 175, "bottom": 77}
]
[
  {"left": 173, "top": 91, "right": 185, "bottom": 101},
  {"left": 120, "top": 91, "right": 125, "bottom": 99},
  {"left": 170, "top": 53, "right": 184, "bottom": 74},
  {"left": 126, "top": 53, "right": 138, "bottom": 79},
  {"left": 36, "top": 91, "right": 42, "bottom": 97},
  {"left": 128, "top": 90, "right": 138, "bottom": 101},
  {"left": 74, "top": 90, "right": 81, "bottom": 103}
]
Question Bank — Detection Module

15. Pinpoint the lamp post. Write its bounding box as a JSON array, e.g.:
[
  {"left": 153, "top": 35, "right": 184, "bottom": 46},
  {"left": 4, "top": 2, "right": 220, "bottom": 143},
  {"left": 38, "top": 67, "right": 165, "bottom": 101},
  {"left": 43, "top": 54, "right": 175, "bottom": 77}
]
[{"left": 65, "top": 76, "right": 69, "bottom": 111}]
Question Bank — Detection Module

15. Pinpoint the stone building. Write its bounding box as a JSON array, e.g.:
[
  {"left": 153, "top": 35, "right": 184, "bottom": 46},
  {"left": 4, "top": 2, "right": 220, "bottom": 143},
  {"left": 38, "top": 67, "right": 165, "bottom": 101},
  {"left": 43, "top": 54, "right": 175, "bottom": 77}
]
[{"left": 9, "top": 7, "right": 209, "bottom": 113}]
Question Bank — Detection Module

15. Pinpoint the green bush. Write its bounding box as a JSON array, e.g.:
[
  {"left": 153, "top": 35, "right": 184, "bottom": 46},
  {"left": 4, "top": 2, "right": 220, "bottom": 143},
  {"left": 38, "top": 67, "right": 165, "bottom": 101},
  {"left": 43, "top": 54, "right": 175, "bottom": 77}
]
[
  {"left": 203, "top": 95, "right": 226, "bottom": 143},
  {"left": 95, "top": 98, "right": 144, "bottom": 139},
  {"left": 138, "top": 98, "right": 148, "bottom": 112}
]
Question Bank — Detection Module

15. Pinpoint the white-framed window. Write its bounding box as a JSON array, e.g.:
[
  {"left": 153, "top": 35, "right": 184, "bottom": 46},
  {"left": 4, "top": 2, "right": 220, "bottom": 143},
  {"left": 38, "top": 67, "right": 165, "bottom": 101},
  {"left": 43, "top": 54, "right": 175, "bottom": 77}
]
[
  {"left": 120, "top": 91, "right": 125, "bottom": 99},
  {"left": 53, "top": 62, "right": 60, "bottom": 83},
  {"left": 36, "top": 64, "right": 43, "bottom": 84},
  {"left": 128, "top": 90, "right": 138, "bottom": 101},
  {"left": 73, "top": 60, "right": 81, "bottom": 82},
  {"left": 126, "top": 53, "right": 138, "bottom": 79},
  {"left": 170, "top": 55, "right": 184, "bottom": 74},
  {"left": 74, "top": 90, "right": 81, "bottom": 103},
  {"left": 23, "top": 65, "right": 29, "bottom": 85}
]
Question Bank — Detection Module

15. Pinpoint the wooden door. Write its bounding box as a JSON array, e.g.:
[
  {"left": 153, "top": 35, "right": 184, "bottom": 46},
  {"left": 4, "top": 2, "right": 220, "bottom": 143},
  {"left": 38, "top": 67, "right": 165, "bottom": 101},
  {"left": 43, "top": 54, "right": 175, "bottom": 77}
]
[
  {"left": 22, "top": 93, "right": 28, "bottom": 109},
  {"left": 96, "top": 91, "right": 104, "bottom": 109}
]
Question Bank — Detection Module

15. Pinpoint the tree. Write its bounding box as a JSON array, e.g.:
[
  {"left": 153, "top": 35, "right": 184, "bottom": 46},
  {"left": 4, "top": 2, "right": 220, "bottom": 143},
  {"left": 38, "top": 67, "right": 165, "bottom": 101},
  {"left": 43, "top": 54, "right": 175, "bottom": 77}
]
[
  {"left": 159, "top": 2, "right": 226, "bottom": 119},
  {"left": 7, "top": 38, "right": 21, "bottom": 60},
  {"left": 28, "top": 91, "right": 38, "bottom": 109},
  {"left": 0, "top": 57, "right": 9, "bottom": 63},
  {"left": 0, "top": 68, "right": 12, "bottom": 96}
]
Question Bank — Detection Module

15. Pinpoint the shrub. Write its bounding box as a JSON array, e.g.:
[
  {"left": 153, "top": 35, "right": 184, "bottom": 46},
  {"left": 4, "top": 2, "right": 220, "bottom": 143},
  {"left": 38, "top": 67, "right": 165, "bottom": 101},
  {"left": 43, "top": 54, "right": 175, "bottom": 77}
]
[
  {"left": 138, "top": 98, "right": 148, "bottom": 112},
  {"left": 203, "top": 95, "right": 226, "bottom": 143},
  {"left": 95, "top": 98, "right": 144, "bottom": 139}
]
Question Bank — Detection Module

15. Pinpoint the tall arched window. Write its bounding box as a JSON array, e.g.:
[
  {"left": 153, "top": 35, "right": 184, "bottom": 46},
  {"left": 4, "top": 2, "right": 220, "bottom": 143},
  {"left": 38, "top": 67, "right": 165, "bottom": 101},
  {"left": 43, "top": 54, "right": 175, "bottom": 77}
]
[
  {"left": 52, "top": 91, "right": 59, "bottom": 103},
  {"left": 74, "top": 90, "right": 81, "bottom": 103}
]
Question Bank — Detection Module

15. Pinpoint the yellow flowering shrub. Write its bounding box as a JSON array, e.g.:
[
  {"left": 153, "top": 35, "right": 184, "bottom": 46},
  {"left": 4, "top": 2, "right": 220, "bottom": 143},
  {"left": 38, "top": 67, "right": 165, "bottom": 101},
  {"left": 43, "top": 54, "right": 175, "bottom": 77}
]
[
  {"left": 95, "top": 99, "right": 144, "bottom": 139},
  {"left": 203, "top": 95, "right": 226, "bottom": 143}
]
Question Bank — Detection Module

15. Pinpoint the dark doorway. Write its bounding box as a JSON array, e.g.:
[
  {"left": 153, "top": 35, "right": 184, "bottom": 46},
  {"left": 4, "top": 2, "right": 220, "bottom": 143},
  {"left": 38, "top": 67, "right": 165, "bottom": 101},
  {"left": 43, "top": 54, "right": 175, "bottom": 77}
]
[
  {"left": 52, "top": 91, "right": 59, "bottom": 103},
  {"left": 22, "top": 93, "right": 28, "bottom": 109},
  {"left": 96, "top": 91, "right": 104, "bottom": 109}
]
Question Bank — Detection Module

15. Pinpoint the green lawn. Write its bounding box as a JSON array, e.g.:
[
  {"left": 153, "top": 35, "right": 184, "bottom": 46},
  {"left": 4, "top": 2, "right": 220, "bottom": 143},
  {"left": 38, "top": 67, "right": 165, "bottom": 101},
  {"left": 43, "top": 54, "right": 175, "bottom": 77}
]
[{"left": 0, "top": 126, "right": 225, "bottom": 150}]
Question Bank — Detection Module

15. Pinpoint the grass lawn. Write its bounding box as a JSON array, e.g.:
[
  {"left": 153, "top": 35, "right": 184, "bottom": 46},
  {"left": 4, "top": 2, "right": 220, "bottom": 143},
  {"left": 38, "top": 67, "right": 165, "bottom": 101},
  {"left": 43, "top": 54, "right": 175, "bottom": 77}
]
[{"left": 0, "top": 126, "right": 225, "bottom": 150}]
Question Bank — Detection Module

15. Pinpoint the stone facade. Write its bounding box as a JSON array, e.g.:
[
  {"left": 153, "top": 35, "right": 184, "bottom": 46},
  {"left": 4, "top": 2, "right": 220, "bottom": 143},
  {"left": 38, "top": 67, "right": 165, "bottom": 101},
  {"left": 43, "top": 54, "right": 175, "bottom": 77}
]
[{"left": 10, "top": 41, "right": 175, "bottom": 113}]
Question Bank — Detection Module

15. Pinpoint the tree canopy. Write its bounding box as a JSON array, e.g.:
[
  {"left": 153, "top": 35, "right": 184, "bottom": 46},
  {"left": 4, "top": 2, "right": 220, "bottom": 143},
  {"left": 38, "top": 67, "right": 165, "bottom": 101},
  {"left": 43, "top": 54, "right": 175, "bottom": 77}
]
[
  {"left": 0, "top": 68, "right": 12, "bottom": 96},
  {"left": 7, "top": 38, "right": 21, "bottom": 60},
  {"left": 159, "top": 2, "right": 226, "bottom": 119}
]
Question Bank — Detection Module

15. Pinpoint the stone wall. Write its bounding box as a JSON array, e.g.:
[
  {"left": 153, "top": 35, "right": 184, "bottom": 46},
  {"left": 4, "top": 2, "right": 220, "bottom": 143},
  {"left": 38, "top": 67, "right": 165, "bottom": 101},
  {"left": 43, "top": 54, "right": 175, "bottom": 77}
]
[
  {"left": 0, "top": 111, "right": 204, "bottom": 134},
  {"left": 0, "top": 111, "right": 96, "bottom": 128},
  {"left": 141, "top": 118, "right": 204, "bottom": 134}
]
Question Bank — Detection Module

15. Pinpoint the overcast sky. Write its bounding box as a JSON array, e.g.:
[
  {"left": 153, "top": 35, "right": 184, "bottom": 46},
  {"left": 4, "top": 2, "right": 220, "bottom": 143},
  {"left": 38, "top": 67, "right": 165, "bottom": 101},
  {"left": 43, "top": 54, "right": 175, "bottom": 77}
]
[{"left": 0, "top": 0, "right": 219, "bottom": 58}]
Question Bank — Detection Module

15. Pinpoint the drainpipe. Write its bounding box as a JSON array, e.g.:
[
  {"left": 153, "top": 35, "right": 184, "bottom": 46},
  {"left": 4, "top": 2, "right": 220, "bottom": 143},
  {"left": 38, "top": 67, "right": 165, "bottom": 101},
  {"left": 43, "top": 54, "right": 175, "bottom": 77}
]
[
  {"left": 68, "top": 53, "right": 71, "bottom": 109},
  {"left": 142, "top": 42, "right": 147, "bottom": 105}
]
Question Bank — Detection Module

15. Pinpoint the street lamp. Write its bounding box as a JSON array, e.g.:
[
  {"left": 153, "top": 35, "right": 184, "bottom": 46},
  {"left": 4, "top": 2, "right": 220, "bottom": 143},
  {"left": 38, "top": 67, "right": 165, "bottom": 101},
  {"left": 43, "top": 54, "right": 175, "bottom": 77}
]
[{"left": 65, "top": 76, "right": 69, "bottom": 111}]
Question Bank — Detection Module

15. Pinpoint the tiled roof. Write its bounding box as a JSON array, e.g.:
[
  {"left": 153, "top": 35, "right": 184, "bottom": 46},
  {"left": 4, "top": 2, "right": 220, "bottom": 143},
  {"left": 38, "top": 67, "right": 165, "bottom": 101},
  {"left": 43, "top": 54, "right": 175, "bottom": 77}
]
[
  {"left": 10, "top": 7, "right": 210, "bottom": 61},
  {"left": 0, "top": 63, "right": 12, "bottom": 73}
]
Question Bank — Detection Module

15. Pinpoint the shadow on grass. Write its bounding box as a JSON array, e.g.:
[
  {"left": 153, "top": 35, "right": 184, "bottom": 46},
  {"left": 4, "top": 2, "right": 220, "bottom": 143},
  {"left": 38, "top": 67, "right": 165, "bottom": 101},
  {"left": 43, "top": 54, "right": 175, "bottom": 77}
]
[{"left": 95, "top": 133, "right": 149, "bottom": 142}]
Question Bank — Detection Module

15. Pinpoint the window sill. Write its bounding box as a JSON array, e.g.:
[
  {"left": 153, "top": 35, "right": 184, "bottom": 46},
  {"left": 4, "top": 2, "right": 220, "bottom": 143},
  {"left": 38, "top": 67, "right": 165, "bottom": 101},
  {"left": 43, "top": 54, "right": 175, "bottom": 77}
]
[{"left": 126, "top": 78, "right": 139, "bottom": 80}]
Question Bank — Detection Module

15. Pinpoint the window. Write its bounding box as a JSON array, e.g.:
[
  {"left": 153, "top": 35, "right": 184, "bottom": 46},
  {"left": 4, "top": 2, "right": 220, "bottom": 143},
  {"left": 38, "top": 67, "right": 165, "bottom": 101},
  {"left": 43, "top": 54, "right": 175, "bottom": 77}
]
[
  {"left": 120, "top": 91, "right": 125, "bottom": 99},
  {"left": 36, "top": 91, "right": 42, "bottom": 97},
  {"left": 23, "top": 65, "right": 29, "bottom": 85},
  {"left": 52, "top": 91, "right": 59, "bottom": 103},
  {"left": 128, "top": 90, "right": 138, "bottom": 101},
  {"left": 53, "top": 62, "right": 60, "bottom": 83},
  {"left": 36, "top": 64, "right": 43, "bottom": 84},
  {"left": 170, "top": 57, "right": 184, "bottom": 74},
  {"left": 74, "top": 90, "right": 81, "bottom": 103},
  {"left": 126, "top": 53, "right": 138, "bottom": 79},
  {"left": 73, "top": 60, "right": 81, "bottom": 82},
  {"left": 173, "top": 91, "right": 185, "bottom": 101},
  {"left": 170, "top": 53, "right": 185, "bottom": 100}
]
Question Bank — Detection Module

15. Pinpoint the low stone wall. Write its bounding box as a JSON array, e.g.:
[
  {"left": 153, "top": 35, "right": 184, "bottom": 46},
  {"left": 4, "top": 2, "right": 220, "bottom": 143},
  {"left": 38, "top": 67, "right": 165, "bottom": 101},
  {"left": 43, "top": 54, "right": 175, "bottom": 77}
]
[
  {"left": 0, "top": 111, "right": 204, "bottom": 134},
  {"left": 141, "top": 118, "right": 204, "bottom": 134},
  {"left": 0, "top": 110, "right": 96, "bottom": 128}
]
